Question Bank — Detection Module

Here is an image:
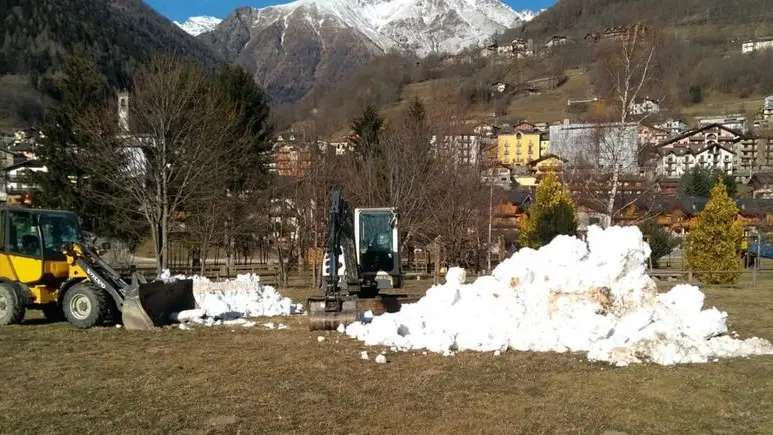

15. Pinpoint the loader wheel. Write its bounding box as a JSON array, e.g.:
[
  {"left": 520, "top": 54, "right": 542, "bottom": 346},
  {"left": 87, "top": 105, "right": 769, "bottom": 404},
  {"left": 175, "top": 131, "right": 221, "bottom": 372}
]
[
  {"left": 0, "top": 283, "right": 26, "bottom": 326},
  {"left": 63, "top": 284, "right": 110, "bottom": 329}
]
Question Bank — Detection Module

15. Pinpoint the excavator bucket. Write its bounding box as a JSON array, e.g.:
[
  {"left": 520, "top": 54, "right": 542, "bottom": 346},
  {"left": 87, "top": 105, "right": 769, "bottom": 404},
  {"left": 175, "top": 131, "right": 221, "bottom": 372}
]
[
  {"left": 121, "top": 279, "right": 196, "bottom": 331},
  {"left": 307, "top": 294, "right": 420, "bottom": 331},
  {"left": 307, "top": 297, "right": 359, "bottom": 331}
]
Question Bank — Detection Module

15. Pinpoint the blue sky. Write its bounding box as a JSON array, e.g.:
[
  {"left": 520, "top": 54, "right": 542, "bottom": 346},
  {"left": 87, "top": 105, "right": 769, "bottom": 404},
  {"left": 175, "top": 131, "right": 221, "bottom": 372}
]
[{"left": 146, "top": 0, "right": 556, "bottom": 22}]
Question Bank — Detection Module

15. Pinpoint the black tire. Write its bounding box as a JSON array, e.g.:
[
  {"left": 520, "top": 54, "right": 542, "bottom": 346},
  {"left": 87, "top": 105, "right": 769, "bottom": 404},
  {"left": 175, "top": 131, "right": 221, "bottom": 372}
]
[
  {"left": 0, "top": 283, "right": 26, "bottom": 326},
  {"left": 41, "top": 304, "right": 64, "bottom": 322},
  {"left": 62, "top": 283, "right": 111, "bottom": 329}
]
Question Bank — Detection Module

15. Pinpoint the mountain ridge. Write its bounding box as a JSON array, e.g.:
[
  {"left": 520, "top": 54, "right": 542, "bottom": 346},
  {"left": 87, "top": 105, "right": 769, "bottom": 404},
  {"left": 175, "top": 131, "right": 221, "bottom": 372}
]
[{"left": 199, "top": 0, "right": 540, "bottom": 103}]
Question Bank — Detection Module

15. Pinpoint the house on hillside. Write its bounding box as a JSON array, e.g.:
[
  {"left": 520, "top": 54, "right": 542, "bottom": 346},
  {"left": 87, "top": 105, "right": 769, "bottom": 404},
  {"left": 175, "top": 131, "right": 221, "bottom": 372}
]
[
  {"left": 511, "top": 38, "right": 534, "bottom": 58},
  {"left": 748, "top": 173, "right": 773, "bottom": 199},
  {"left": 430, "top": 134, "right": 481, "bottom": 166},
  {"left": 528, "top": 154, "right": 565, "bottom": 175},
  {"left": 1, "top": 159, "right": 46, "bottom": 203},
  {"left": 696, "top": 114, "right": 748, "bottom": 133},
  {"left": 762, "top": 96, "right": 773, "bottom": 122},
  {"left": 629, "top": 98, "right": 661, "bottom": 116},
  {"left": 497, "top": 128, "right": 542, "bottom": 166},
  {"left": 638, "top": 124, "right": 670, "bottom": 147},
  {"left": 481, "top": 165, "right": 513, "bottom": 189},
  {"left": 545, "top": 35, "right": 569, "bottom": 49},
  {"left": 742, "top": 38, "right": 773, "bottom": 54},
  {"left": 492, "top": 189, "right": 534, "bottom": 233},
  {"left": 655, "top": 118, "right": 688, "bottom": 135},
  {"left": 491, "top": 82, "right": 508, "bottom": 93},
  {"left": 735, "top": 136, "right": 773, "bottom": 182},
  {"left": 656, "top": 123, "right": 744, "bottom": 178},
  {"left": 548, "top": 120, "right": 639, "bottom": 172}
]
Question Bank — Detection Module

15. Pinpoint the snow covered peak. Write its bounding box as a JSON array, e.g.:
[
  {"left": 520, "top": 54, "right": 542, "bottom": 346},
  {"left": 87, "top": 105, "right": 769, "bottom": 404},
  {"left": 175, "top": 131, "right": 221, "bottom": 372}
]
[
  {"left": 241, "top": 0, "right": 537, "bottom": 55},
  {"left": 515, "top": 8, "right": 543, "bottom": 22},
  {"left": 174, "top": 16, "right": 223, "bottom": 36}
]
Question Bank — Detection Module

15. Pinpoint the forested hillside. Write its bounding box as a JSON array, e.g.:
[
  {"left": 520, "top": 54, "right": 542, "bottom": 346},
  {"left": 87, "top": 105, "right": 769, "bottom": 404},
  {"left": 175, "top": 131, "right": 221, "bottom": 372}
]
[
  {"left": 0, "top": 0, "right": 218, "bottom": 128},
  {"left": 520, "top": 0, "right": 773, "bottom": 40}
]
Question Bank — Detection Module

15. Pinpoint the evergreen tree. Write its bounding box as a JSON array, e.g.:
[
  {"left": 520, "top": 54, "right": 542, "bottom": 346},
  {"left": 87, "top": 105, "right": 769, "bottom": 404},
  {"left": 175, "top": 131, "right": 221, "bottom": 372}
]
[
  {"left": 639, "top": 220, "right": 679, "bottom": 267},
  {"left": 350, "top": 104, "right": 384, "bottom": 158},
  {"left": 521, "top": 172, "right": 577, "bottom": 248},
  {"left": 678, "top": 166, "right": 737, "bottom": 198},
  {"left": 213, "top": 64, "right": 274, "bottom": 192},
  {"left": 685, "top": 181, "right": 743, "bottom": 284}
]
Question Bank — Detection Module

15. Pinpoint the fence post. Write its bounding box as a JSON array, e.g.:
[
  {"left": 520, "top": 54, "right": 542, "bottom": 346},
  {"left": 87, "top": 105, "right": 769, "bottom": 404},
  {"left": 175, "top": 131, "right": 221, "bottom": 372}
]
[{"left": 688, "top": 269, "right": 693, "bottom": 282}]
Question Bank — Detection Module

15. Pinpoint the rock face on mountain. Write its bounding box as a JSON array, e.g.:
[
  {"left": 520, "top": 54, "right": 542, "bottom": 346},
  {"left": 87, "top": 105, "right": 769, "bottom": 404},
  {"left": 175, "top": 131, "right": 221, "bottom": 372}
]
[{"left": 200, "top": 0, "right": 537, "bottom": 102}]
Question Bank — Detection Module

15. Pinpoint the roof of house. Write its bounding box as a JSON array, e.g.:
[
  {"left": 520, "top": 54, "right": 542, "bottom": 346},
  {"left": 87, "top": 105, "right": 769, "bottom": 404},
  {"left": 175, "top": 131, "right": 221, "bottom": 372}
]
[
  {"left": 507, "top": 189, "right": 533, "bottom": 208},
  {"left": 659, "top": 142, "right": 735, "bottom": 156},
  {"left": 658, "top": 123, "right": 746, "bottom": 147},
  {"left": 2, "top": 159, "right": 45, "bottom": 173},
  {"left": 528, "top": 154, "right": 566, "bottom": 166}
]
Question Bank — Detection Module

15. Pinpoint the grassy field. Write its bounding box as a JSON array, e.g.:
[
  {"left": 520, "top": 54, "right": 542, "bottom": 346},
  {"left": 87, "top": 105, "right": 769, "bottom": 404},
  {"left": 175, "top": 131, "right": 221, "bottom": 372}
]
[{"left": 2, "top": 277, "right": 773, "bottom": 434}]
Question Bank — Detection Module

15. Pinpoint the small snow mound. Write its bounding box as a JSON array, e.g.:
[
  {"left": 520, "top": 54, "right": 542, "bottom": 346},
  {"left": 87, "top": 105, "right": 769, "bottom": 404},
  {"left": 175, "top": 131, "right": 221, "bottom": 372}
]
[
  {"left": 344, "top": 225, "right": 773, "bottom": 366},
  {"left": 360, "top": 351, "right": 370, "bottom": 360},
  {"left": 317, "top": 336, "right": 325, "bottom": 342},
  {"left": 445, "top": 267, "right": 466, "bottom": 285},
  {"left": 375, "top": 354, "right": 387, "bottom": 364},
  {"left": 336, "top": 323, "right": 346, "bottom": 333}
]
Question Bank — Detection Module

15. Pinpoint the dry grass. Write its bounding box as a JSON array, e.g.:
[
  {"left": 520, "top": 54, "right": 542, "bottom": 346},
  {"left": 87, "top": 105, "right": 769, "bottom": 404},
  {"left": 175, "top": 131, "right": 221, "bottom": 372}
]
[{"left": 2, "top": 278, "right": 773, "bottom": 434}]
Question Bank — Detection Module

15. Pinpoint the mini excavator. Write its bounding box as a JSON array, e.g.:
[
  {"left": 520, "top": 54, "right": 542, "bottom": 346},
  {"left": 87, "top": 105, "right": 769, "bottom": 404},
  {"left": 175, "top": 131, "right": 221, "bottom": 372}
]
[{"left": 307, "top": 187, "right": 414, "bottom": 330}]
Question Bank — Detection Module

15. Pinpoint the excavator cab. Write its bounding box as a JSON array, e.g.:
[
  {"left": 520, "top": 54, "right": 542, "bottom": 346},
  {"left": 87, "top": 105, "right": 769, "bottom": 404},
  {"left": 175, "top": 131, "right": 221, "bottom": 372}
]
[
  {"left": 0, "top": 206, "right": 195, "bottom": 329},
  {"left": 356, "top": 208, "right": 401, "bottom": 292}
]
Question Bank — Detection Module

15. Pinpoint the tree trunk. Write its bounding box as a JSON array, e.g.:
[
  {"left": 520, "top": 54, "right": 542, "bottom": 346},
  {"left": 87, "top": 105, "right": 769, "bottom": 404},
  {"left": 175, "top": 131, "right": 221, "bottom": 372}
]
[
  {"left": 161, "top": 205, "right": 169, "bottom": 270},
  {"left": 606, "top": 166, "right": 620, "bottom": 228}
]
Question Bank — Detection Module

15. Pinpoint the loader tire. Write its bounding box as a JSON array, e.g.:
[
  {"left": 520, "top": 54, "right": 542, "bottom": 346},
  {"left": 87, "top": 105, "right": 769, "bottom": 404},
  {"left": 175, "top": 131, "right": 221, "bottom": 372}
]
[
  {"left": 63, "top": 283, "right": 110, "bottom": 329},
  {"left": 0, "top": 282, "right": 26, "bottom": 326}
]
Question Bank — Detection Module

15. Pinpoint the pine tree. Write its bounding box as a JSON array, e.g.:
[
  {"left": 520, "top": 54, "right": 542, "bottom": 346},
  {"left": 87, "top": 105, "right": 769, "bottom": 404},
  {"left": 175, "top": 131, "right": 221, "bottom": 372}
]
[
  {"left": 685, "top": 181, "right": 743, "bottom": 284},
  {"left": 350, "top": 104, "right": 384, "bottom": 158},
  {"left": 520, "top": 172, "right": 577, "bottom": 248}
]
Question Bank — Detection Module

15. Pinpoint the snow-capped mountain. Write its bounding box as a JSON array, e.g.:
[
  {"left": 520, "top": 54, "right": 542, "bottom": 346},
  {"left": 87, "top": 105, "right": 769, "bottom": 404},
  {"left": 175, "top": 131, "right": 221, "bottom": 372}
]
[
  {"left": 199, "top": 0, "right": 540, "bottom": 102},
  {"left": 174, "top": 16, "right": 222, "bottom": 36},
  {"left": 211, "top": 0, "right": 532, "bottom": 56}
]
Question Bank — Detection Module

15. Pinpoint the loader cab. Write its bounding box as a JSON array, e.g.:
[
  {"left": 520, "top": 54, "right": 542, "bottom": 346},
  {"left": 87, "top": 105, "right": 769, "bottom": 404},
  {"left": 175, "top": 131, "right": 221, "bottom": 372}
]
[
  {"left": 354, "top": 208, "right": 401, "bottom": 290},
  {"left": 0, "top": 207, "right": 82, "bottom": 262}
]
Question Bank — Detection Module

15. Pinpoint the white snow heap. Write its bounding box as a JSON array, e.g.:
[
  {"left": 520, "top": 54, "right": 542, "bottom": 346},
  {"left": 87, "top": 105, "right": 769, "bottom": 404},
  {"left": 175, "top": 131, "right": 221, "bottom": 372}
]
[
  {"left": 161, "top": 272, "right": 303, "bottom": 325},
  {"left": 345, "top": 225, "right": 773, "bottom": 366}
]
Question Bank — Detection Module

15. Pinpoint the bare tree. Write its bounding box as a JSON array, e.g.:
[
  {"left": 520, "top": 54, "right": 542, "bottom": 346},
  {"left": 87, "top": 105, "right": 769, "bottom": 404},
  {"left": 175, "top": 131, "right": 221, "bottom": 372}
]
[
  {"left": 582, "top": 24, "right": 660, "bottom": 226},
  {"left": 76, "top": 55, "right": 241, "bottom": 272}
]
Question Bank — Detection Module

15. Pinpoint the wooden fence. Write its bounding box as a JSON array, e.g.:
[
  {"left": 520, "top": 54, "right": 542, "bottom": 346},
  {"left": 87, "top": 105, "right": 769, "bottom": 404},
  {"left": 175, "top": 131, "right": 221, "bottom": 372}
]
[{"left": 119, "top": 263, "right": 282, "bottom": 286}]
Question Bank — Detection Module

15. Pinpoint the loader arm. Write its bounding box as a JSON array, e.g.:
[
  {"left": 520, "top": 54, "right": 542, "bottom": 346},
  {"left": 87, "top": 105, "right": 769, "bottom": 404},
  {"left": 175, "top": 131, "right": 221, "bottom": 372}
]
[{"left": 65, "top": 243, "right": 196, "bottom": 330}]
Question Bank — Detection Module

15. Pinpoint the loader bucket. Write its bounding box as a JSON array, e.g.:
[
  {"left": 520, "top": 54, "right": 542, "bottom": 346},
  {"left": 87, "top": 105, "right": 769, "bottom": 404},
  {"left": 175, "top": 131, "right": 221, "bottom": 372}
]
[{"left": 121, "top": 279, "right": 196, "bottom": 331}]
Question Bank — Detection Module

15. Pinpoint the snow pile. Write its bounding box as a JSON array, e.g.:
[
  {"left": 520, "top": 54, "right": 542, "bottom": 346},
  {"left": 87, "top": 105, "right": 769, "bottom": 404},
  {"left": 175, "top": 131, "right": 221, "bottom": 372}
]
[
  {"left": 158, "top": 271, "right": 303, "bottom": 327},
  {"left": 345, "top": 225, "right": 773, "bottom": 366}
]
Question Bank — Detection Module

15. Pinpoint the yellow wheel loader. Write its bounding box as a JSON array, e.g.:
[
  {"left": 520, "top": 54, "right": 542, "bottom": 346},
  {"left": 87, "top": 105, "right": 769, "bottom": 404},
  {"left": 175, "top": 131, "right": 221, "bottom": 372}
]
[{"left": 0, "top": 206, "right": 195, "bottom": 330}]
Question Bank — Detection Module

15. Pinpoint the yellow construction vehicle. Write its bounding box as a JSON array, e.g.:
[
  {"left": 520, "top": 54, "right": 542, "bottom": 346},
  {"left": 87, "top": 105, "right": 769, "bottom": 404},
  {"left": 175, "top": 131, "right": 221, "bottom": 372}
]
[{"left": 0, "top": 206, "right": 195, "bottom": 330}]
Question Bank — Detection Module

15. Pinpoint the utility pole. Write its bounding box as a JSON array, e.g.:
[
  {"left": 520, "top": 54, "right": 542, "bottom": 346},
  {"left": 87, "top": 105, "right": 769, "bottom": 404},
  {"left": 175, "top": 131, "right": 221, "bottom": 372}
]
[{"left": 487, "top": 180, "right": 493, "bottom": 273}]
